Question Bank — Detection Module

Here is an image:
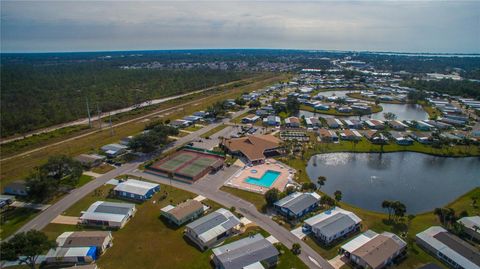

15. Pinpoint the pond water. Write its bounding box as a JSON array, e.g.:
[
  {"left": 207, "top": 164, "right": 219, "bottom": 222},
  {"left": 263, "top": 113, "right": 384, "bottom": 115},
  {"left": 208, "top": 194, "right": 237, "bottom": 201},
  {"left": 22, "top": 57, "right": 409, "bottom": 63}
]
[
  {"left": 304, "top": 90, "right": 428, "bottom": 121},
  {"left": 306, "top": 152, "right": 480, "bottom": 214}
]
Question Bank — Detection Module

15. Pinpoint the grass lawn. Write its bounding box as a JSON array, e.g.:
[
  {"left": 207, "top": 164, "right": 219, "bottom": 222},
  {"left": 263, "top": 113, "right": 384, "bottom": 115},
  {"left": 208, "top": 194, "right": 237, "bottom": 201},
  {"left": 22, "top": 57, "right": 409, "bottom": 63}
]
[
  {"left": 1, "top": 73, "right": 289, "bottom": 186},
  {"left": 220, "top": 186, "right": 266, "bottom": 212},
  {"left": 200, "top": 124, "right": 228, "bottom": 138},
  {"left": 0, "top": 207, "right": 40, "bottom": 239},
  {"left": 183, "top": 124, "right": 204, "bottom": 132},
  {"left": 91, "top": 164, "right": 115, "bottom": 174},
  {"left": 62, "top": 184, "right": 128, "bottom": 216},
  {"left": 49, "top": 179, "right": 307, "bottom": 269},
  {"left": 231, "top": 111, "right": 251, "bottom": 124},
  {"left": 300, "top": 104, "right": 383, "bottom": 117},
  {"left": 419, "top": 101, "right": 442, "bottom": 119},
  {"left": 76, "top": 174, "right": 95, "bottom": 188}
]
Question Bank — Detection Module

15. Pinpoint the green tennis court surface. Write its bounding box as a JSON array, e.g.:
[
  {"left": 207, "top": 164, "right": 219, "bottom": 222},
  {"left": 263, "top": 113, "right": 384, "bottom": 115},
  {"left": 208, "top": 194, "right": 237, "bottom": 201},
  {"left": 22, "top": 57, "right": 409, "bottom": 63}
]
[
  {"left": 176, "top": 157, "right": 218, "bottom": 177},
  {"left": 154, "top": 152, "right": 196, "bottom": 172}
]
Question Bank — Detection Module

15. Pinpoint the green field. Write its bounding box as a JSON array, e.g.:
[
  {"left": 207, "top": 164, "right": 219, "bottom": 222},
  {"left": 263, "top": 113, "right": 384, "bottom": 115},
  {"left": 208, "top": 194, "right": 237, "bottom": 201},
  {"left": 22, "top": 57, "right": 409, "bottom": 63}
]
[{"left": 44, "top": 181, "right": 307, "bottom": 269}]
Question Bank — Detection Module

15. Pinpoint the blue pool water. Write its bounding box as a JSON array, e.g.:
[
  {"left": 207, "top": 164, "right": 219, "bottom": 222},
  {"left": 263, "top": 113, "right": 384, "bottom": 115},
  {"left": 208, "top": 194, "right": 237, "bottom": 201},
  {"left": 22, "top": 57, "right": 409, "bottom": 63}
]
[{"left": 245, "top": 170, "right": 281, "bottom": 187}]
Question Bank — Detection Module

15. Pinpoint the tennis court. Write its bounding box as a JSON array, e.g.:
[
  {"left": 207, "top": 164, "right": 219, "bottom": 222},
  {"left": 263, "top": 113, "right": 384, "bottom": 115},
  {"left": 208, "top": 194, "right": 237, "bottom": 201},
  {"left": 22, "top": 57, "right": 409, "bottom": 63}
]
[
  {"left": 148, "top": 149, "right": 225, "bottom": 182},
  {"left": 154, "top": 152, "right": 196, "bottom": 172},
  {"left": 176, "top": 156, "right": 219, "bottom": 177}
]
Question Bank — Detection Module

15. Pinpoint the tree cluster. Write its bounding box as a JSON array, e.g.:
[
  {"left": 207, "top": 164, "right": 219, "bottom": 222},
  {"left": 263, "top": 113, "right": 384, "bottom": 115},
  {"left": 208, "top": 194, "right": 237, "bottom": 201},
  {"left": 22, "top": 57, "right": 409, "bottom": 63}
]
[
  {"left": 26, "top": 155, "right": 83, "bottom": 202},
  {"left": 381, "top": 200, "right": 407, "bottom": 221},
  {"left": 128, "top": 123, "right": 179, "bottom": 153}
]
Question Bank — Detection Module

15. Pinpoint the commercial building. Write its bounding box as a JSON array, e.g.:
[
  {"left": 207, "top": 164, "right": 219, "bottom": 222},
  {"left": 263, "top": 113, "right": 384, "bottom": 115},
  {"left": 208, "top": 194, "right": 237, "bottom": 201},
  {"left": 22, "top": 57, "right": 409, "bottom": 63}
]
[{"left": 222, "top": 135, "right": 282, "bottom": 164}]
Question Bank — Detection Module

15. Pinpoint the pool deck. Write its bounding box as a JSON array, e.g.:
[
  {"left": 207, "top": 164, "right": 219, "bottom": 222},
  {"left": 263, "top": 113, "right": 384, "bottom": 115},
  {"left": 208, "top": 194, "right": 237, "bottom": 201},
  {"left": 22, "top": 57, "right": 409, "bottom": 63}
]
[{"left": 224, "top": 159, "right": 294, "bottom": 194}]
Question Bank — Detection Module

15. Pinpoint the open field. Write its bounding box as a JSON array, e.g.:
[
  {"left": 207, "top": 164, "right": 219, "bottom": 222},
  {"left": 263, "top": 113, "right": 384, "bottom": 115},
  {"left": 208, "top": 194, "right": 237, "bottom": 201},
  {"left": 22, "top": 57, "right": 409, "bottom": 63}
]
[
  {"left": 300, "top": 104, "right": 383, "bottom": 116},
  {"left": 1, "top": 73, "right": 290, "bottom": 186}
]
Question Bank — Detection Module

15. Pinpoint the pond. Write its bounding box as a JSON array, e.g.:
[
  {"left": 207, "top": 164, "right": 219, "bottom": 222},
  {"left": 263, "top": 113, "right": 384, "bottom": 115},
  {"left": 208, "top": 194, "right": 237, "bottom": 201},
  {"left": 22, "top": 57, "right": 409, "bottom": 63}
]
[
  {"left": 303, "top": 90, "right": 428, "bottom": 121},
  {"left": 306, "top": 152, "right": 480, "bottom": 214}
]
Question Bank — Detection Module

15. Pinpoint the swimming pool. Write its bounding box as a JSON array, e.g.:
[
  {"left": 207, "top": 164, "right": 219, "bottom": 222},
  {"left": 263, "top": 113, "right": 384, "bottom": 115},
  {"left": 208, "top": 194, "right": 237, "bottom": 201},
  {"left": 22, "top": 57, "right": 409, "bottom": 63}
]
[{"left": 245, "top": 170, "right": 281, "bottom": 188}]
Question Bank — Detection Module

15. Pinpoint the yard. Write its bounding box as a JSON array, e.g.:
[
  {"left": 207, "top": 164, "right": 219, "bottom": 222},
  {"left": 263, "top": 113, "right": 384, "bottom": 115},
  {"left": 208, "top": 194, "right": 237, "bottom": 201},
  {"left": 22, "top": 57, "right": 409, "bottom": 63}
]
[
  {"left": 91, "top": 164, "right": 115, "bottom": 174},
  {"left": 0, "top": 207, "right": 40, "bottom": 239},
  {"left": 44, "top": 179, "right": 308, "bottom": 269}
]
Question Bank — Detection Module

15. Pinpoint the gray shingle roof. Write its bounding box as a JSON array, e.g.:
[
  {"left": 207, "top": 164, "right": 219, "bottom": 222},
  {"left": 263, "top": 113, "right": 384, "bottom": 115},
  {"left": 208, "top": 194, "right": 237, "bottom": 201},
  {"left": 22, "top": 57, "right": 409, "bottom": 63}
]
[
  {"left": 275, "top": 192, "right": 319, "bottom": 215},
  {"left": 94, "top": 202, "right": 135, "bottom": 215},
  {"left": 187, "top": 211, "right": 228, "bottom": 235},
  {"left": 313, "top": 213, "right": 356, "bottom": 238},
  {"left": 213, "top": 234, "right": 279, "bottom": 269}
]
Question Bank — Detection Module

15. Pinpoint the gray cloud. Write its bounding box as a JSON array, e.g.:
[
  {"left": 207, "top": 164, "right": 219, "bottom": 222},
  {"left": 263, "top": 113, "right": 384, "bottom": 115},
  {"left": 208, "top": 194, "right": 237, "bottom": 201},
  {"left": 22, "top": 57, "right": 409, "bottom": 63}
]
[{"left": 1, "top": 1, "right": 479, "bottom": 53}]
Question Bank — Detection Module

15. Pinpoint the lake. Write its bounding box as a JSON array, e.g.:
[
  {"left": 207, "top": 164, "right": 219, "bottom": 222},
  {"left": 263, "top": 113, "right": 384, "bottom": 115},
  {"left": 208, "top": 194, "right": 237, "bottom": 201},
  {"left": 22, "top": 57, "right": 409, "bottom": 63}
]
[{"left": 306, "top": 152, "right": 480, "bottom": 214}]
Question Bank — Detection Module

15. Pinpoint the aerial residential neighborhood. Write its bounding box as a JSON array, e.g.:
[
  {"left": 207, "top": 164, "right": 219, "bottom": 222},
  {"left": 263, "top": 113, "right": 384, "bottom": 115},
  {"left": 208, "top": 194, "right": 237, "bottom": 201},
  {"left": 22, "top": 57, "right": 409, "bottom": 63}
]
[{"left": 1, "top": 1, "right": 480, "bottom": 269}]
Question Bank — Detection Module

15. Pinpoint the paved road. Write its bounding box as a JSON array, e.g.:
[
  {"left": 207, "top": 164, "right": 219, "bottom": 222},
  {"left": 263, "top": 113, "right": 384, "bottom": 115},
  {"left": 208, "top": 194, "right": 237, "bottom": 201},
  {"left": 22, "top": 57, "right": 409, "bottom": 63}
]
[
  {"left": 132, "top": 169, "right": 333, "bottom": 269},
  {"left": 0, "top": 76, "right": 260, "bottom": 145},
  {"left": 10, "top": 106, "right": 333, "bottom": 268},
  {"left": 10, "top": 108, "right": 249, "bottom": 237}
]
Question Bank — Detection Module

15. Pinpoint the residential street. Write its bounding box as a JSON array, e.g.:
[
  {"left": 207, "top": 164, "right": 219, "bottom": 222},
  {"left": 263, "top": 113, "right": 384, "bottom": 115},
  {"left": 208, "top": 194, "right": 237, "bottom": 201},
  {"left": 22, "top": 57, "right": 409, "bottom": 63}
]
[{"left": 10, "top": 107, "right": 333, "bottom": 268}]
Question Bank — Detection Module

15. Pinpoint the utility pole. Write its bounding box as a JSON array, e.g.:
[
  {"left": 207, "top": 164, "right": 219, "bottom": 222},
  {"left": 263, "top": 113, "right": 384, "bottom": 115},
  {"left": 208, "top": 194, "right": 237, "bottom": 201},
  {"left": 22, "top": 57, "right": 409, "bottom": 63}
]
[
  {"left": 96, "top": 103, "right": 102, "bottom": 129},
  {"left": 109, "top": 112, "right": 115, "bottom": 136},
  {"left": 86, "top": 97, "right": 92, "bottom": 128}
]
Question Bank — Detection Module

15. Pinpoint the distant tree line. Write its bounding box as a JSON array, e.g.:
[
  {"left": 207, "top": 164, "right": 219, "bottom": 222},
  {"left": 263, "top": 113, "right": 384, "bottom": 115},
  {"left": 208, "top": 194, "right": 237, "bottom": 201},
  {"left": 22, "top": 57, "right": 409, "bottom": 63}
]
[
  {"left": 1, "top": 62, "right": 250, "bottom": 137},
  {"left": 402, "top": 79, "right": 480, "bottom": 100}
]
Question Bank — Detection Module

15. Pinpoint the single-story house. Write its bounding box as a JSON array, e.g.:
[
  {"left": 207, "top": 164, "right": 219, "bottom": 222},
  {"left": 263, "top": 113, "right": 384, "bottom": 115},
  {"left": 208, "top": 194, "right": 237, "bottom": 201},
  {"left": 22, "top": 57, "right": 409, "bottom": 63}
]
[
  {"left": 361, "top": 130, "right": 387, "bottom": 144},
  {"left": 113, "top": 179, "right": 160, "bottom": 201},
  {"left": 74, "top": 154, "right": 105, "bottom": 168},
  {"left": 242, "top": 114, "right": 260, "bottom": 124},
  {"left": 45, "top": 247, "right": 97, "bottom": 265},
  {"left": 416, "top": 226, "right": 480, "bottom": 269},
  {"left": 119, "top": 136, "right": 134, "bottom": 146},
  {"left": 274, "top": 192, "right": 321, "bottom": 219},
  {"left": 185, "top": 208, "right": 241, "bottom": 250},
  {"left": 184, "top": 115, "right": 202, "bottom": 122},
  {"left": 305, "top": 117, "right": 321, "bottom": 129},
  {"left": 256, "top": 109, "right": 269, "bottom": 117},
  {"left": 425, "top": 120, "right": 451, "bottom": 130},
  {"left": 0, "top": 195, "right": 15, "bottom": 209},
  {"left": 340, "top": 129, "right": 362, "bottom": 141},
  {"left": 212, "top": 234, "right": 279, "bottom": 269},
  {"left": 326, "top": 118, "right": 343, "bottom": 129},
  {"left": 222, "top": 134, "right": 282, "bottom": 164},
  {"left": 351, "top": 105, "right": 372, "bottom": 113},
  {"left": 161, "top": 199, "right": 204, "bottom": 226},
  {"left": 193, "top": 111, "right": 207, "bottom": 118},
  {"left": 415, "top": 121, "right": 434, "bottom": 131},
  {"left": 344, "top": 119, "right": 362, "bottom": 129},
  {"left": 263, "top": 115, "right": 281, "bottom": 126},
  {"left": 3, "top": 181, "right": 28, "bottom": 197},
  {"left": 79, "top": 201, "right": 136, "bottom": 229},
  {"left": 170, "top": 119, "right": 192, "bottom": 128},
  {"left": 318, "top": 128, "right": 338, "bottom": 142},
  {"left": 285, "top": 117, "right": 301, "bottom": 128},
  {"left": 389, "top": 131, "right": 414, "bottom": 145},
  {"left": 409, "top": 132, "right": 433, "bottom": 144},
  {"left": 336, "top": 106, "right": 352, "bottom": 113},
  {"left": 56, "top": 231, "right": 113, "bottom": 254},
  {"left": 388, "top": 120, "right": 408, "bottom": 131},
  {"left": 314, "top": 104, "right": 330, "bottom": 111},
  {"left": 457, "top": 216, "right": 480, "bottom": 241},
  {"left": 340, "top": 230, "right": 407, "bottom": 269},
  {"left": 365, "top": 120, "right": 385, "bottom": 130},
  {"left": 101, "top": 143, "right": 128, "bottom": 158},
  {"left": 304, "top": 207, "right": 362, "bottom": 245}
]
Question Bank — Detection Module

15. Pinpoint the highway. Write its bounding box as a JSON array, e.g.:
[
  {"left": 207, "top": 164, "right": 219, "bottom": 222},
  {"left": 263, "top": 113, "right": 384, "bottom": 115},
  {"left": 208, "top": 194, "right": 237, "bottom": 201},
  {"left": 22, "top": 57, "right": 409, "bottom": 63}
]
[{"left": 10, "top": 107, "right": 333, "bottom": 268}]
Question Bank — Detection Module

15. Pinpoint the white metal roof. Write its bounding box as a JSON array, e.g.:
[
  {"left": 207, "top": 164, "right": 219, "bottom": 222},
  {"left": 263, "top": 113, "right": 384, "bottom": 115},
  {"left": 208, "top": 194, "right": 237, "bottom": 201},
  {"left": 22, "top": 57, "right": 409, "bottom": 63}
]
[
  {"left": 114, "top": 179, "right": 159, "bottom": 196},
  {"left": 341, "top": 230, "right": 378, "bottom": 253},
  {"left": 80, "top": 212, "right": 126, "bottom": 223},
  {"left": 304, "top": 207, "right": 361, "bottom": 227}
]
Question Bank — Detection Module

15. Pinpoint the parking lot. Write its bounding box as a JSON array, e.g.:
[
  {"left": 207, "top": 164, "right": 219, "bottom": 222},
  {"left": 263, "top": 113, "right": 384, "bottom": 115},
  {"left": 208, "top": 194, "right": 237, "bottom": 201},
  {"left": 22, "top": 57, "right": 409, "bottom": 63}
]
[{"left": 189, "top": 124, "right": 269, "bottom": 150}]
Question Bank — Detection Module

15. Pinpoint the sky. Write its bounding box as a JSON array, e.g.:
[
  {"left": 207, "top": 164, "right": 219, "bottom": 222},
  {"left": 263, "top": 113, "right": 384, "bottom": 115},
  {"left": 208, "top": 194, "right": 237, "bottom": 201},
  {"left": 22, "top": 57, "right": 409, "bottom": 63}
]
[{"left": 1, "top": 1, "right": 479, "bottom": 53}]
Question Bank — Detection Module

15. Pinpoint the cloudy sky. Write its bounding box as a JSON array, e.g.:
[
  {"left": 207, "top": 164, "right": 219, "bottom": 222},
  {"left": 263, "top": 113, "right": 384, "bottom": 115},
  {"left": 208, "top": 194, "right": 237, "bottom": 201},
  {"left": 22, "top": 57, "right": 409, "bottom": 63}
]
[{"left": 1, "top": 1, "right": 479, "bottom": 53}]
